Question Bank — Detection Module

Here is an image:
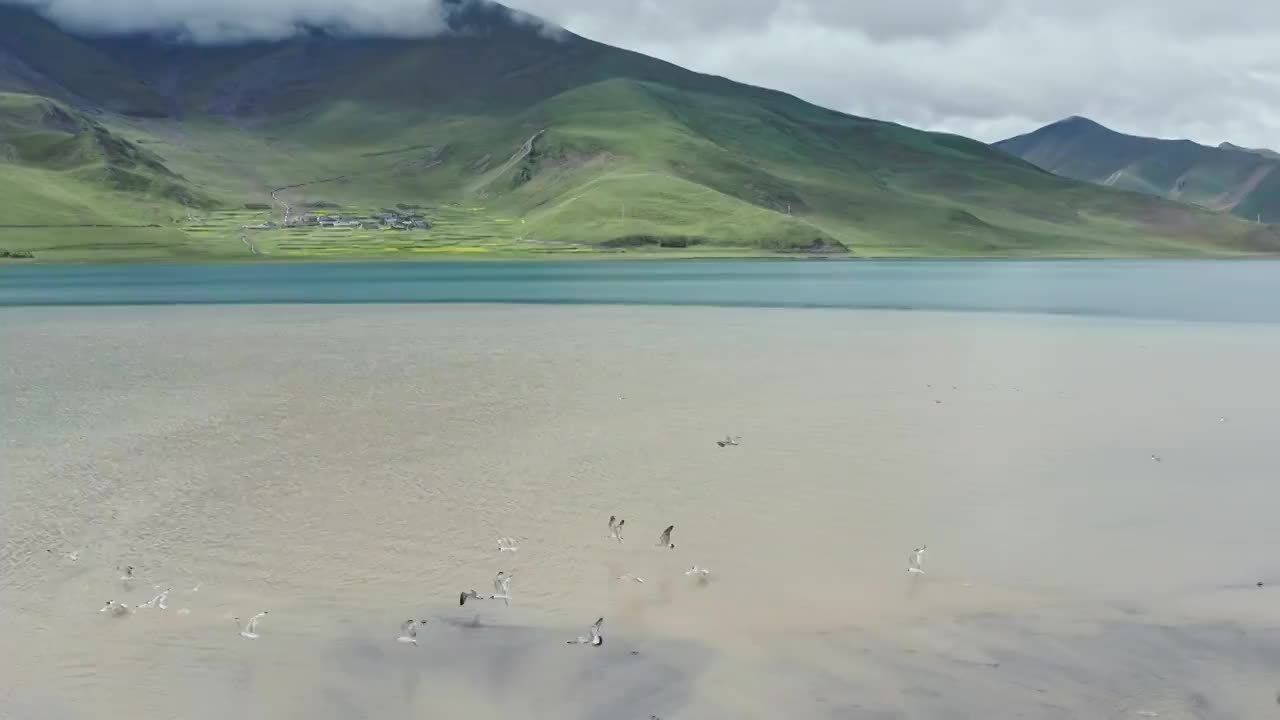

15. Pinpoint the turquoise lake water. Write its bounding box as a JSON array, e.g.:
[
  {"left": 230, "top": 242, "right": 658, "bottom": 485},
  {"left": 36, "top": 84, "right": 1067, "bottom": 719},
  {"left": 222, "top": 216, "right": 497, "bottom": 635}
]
[{"left": 2, "top": 259, "right": 1279, "bottom": 322}]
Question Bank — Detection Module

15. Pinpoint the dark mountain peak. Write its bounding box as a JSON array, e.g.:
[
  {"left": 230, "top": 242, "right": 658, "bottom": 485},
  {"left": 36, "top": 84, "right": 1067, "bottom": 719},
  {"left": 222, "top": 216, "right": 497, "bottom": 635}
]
[
  {"left": 440, "top": 0, "right": 551, "bottom": 35},
  {"left": 1040, "top": 115, "right": 1117, "bottom": 137},
  {"left": 994, "top": 116, "right": 1106, "bottom": 155},
  {"left": 1056, "top": 114, "right": 1104, "bottom": 128}
]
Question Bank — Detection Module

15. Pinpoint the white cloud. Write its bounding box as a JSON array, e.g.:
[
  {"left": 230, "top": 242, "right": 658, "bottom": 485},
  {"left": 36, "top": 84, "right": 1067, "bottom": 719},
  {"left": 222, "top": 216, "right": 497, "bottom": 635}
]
[
  {"left": 9, "top": 0, "right": 571, "bottom": 43},
  {"left": 511, "top": 0, "right": 1280, "bottom": 147},
  {"left": 8, "top": 0, "right": 1280, "bottom": 147}
]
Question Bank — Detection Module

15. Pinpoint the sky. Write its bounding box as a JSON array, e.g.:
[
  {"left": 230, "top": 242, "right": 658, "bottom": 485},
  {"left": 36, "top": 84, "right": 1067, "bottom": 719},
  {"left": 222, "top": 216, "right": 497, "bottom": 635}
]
[{"left": 13, "top": 0, "right": 1280, "bottom": 147}]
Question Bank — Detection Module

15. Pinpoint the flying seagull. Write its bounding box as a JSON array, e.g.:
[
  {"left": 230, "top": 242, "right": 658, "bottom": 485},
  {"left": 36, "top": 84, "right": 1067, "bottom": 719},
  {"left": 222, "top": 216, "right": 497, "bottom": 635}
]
[
  {"left": 716, "top": 436, "right": 741, "bottom": 448},
  {"left": 99, "top": 600, "right": 132, "bottom": 617},
  {"left": 139, "top": 588, "right": 170, "bottom": 610},
  {"left": 656, "top": 525, "right": 675, "bottom": 549},
  {"left": 1150, "top": 454, "right": 1163, "bottom": 462},
  {"left": 459, "top": 589, "right": 485, "bottom": 607},
  {"left": 908, "top": 545, "right": 927, "bottom": 574},
  {"left": 236, "top": 612, "right": 267, "bottom": 639},
  {"left": 609, "top": 517, "right": 625, "bottom": 543},
  {"left": 617, "top": 573, "right": 645, "bottom": 584},
  {"left": 491, "top": 571, "right": 513, "bottom": 606},
  {"left": 397, "top": 619, "right": 426, "bottom": 645},
  {"left": 567, "top": 617, "right": 604, "bottom": 646},
  {"left": 497, "top": 537, "right": 519, "bottom": 552},
  {"left": 685, "top": 565, "right": 711, "bottom": 578}
]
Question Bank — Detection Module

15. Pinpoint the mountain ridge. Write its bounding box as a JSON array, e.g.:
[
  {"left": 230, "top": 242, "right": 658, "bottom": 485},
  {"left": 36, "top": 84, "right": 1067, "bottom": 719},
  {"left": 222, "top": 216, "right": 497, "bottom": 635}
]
[
  {"left": 1219, "top": 142, "right": 1280, "bottom": 160},
  {"left": 996, "top": 116, "right": 1280, "bottom": 223},
  {"left": 1, "top": 1, "right": 1277, "bottom": 260}
]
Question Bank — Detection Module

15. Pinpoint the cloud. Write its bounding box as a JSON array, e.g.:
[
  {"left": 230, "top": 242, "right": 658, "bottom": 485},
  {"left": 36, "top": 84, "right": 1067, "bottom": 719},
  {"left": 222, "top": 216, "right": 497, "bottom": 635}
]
[
  {"left": 8, "top": 0, "right": 560, "bottom": 44},
  {"left": 7, "top": 0, "right": 1280, "bottom": 147},
  {"left": 508, "top": 0, "right": 1280, "bottom": 148}
]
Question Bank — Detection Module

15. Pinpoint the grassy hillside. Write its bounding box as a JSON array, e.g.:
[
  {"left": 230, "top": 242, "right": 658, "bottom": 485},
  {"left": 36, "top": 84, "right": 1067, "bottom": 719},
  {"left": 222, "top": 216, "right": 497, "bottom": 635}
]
[
  {"left": 997, "top": 116, "right": 1280, "bottom": 224},
  {"left": 0, "top": 92, "right": 209, "bottom": 228},
  {"left": 0, "top": 2, "right": 1277, "bottom": 261}
]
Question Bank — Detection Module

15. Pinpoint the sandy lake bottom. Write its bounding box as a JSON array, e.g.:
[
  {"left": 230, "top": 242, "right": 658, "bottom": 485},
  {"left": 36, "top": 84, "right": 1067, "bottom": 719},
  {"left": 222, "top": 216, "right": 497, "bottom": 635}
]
[{"left": 3, "top": 304, "right": 1280, "bottom": 719}]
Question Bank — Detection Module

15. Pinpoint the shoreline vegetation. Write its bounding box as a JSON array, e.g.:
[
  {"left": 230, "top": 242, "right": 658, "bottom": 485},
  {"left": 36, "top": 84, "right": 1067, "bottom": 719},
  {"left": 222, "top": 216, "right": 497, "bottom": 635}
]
[
  {"left": 1, "top": 205, "right": 1276, "bottom": 265},
  {"left": 7, "top": 250, "right": 1279, "bottom": 266}
]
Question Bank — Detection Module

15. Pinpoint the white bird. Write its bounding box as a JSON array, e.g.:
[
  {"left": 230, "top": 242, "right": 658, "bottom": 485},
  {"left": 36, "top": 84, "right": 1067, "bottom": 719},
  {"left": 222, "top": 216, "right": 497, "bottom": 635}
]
[
  {"left": 617, "top": 573, "right": 645, "bottom": 584},
  {"left": 490, "top": 571, "right": 513, "bottom": 605},
  {"left": 1150, "top": 454, "right": 1163, "bottom": 462},
  {"left": 50, "top": 549, "right": 79, "bottom": 562},
  {"left": 497, "top": 537, "right": 519, "bottom": 552},
  {"left": 716, "top": 435, "right": 741, "bottom": 448},
  {"left": 567, "top": 617, "right": 604, "bottom": 646},
  {"left": 685, "top": 565, "right": 711, "bottom": 578},
  {"left": 908, "top": 545, "right": 927, "bottom": 574},
  {"left": 609, "top": 516, "right": 625, "bottom": 543},
  {"left": 236, "top": 611, "right": 267, "bottom": 639},
  {"left": 397, "top": 619, "right": 426, "bottom": 644},
  {"left": 99, "top": 600, "right": 132, "bottom": 617},
  {"left": 459, "top": 589, "right": 485, "bottom": 606},
  {"left": 656, "top": 524, "right": 675, "bottom": 549},
  {"left": 139, "top": 588, "right": 170, "bottom": 610}
]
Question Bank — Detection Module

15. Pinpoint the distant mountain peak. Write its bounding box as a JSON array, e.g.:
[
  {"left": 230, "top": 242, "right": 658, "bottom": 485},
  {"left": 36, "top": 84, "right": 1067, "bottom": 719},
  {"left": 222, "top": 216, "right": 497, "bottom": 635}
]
[
  {"left": 997, "top": 117, "right": 1280, "bottom": 223},
  {"left": 1219, "top": 141, "right": 1280, "bottom": 160},
  {"left": 439, "top": 0, "right": 563, "bottom": 37},
  {"left": 1054, "top": 115, "right": 1106, "bottom": 129}
]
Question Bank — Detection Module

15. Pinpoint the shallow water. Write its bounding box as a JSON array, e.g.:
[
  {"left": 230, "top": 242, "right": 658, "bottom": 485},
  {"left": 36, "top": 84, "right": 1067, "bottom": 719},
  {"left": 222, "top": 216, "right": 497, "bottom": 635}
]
[{"left": 3, "top": 304, "right": 1280, "bottom": 719}]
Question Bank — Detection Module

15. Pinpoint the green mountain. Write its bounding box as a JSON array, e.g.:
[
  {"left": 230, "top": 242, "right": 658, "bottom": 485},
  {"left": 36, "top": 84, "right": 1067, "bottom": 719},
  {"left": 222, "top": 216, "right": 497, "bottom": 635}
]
[
  {"left": 996, "top": 116, "right": 1280, "bottom": 225},
  {"left": 0, "top": 1, "right": 1276, "bottom": 260}
]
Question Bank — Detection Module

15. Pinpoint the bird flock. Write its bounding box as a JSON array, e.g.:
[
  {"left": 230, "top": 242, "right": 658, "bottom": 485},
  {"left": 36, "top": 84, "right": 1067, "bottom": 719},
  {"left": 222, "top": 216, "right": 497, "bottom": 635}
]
[
  {"left": 96, "top": 566, "right": 198, "bottom": 618},
  {"left": 450, "top": 516, "right": 702, "bottom": 648},
  {"left": 85, "top": 512, "right": 734, "bottom": 649},
  {"left": 85, "top": 433, "right": 934, "bottom": 648}
]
